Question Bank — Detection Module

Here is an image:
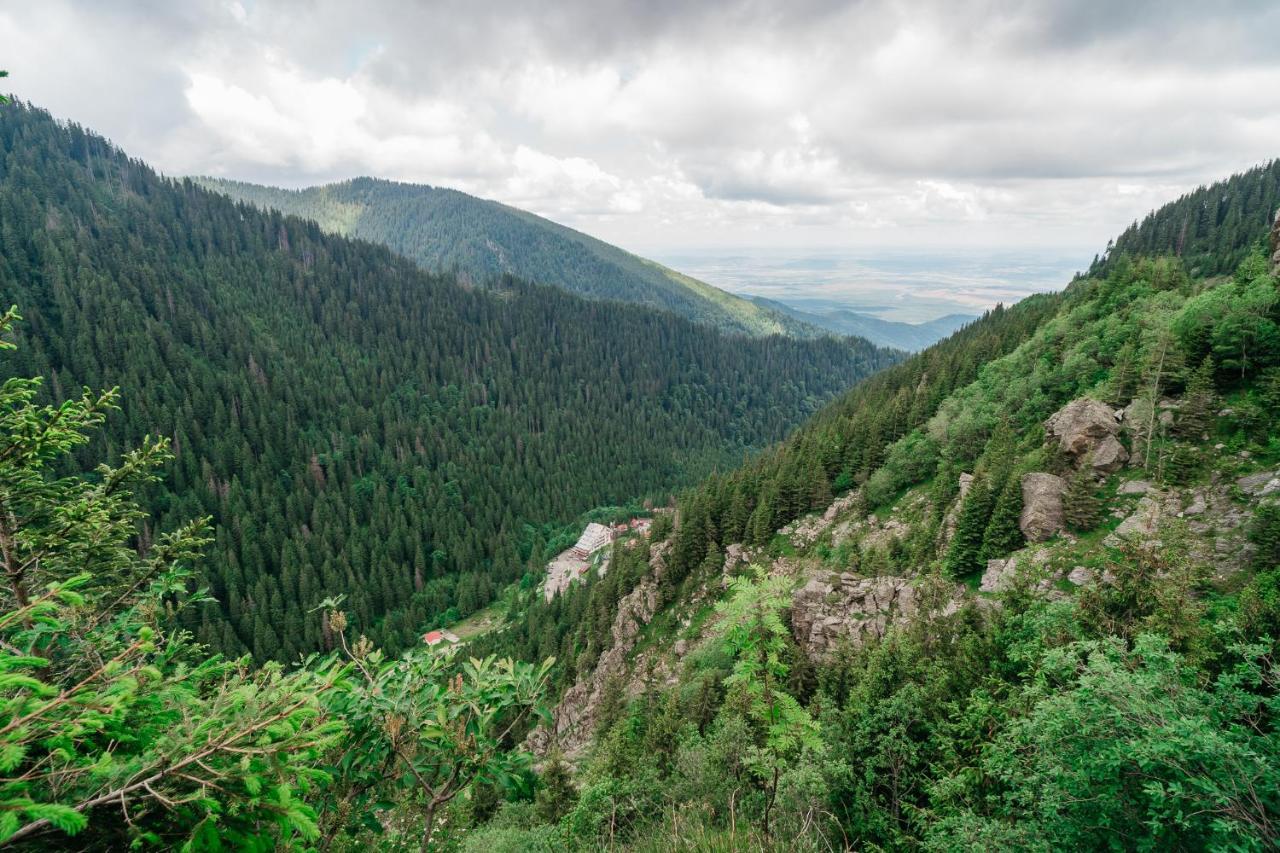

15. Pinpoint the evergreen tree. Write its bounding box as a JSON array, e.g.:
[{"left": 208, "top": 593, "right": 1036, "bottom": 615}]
[
  {"left": 981, "top": 474, "right": 1025, "bottom": 560},
  {"left": 1063, "top": 466, "right": 1103, "bottom": 533},
  {"left": 1249, "top": 502, "right": 1280, "bottom": 571},
  {"left": 945, "top": 475, "right": 994, "bottom": 576},
  {"left": 535, "top": 754, "right": 579, "bottom": 824},
  {"left": 1178, "top": 355, "right": 1217, "bottom": 439}
]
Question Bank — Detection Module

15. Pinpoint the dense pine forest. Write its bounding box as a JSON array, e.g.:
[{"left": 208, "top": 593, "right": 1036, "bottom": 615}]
[
  {"left": 1090, "top": 158, "right": 1280, "bottom": 278},
  {"left": 4, "top": 84, "right": 1280, "bottom": 850},
  {"left": 197, "top": 176, "right": 817, "bottom": 337},
  {"left": 0, "top": 101, "right": 896, "bottom": 663}
]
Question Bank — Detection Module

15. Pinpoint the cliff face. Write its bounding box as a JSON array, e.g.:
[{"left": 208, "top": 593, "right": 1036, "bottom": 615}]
[
  {"left": 528, "top": 543, "right": 669, "bottom": 758},
  {"left": 1272, "top": 207, "right": 1280, "bottom": 274}
]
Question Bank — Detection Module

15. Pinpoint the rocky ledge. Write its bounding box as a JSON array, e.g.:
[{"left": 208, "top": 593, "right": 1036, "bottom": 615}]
[{"left": 790, "top": 572, "right": 961, "bottom": 658}]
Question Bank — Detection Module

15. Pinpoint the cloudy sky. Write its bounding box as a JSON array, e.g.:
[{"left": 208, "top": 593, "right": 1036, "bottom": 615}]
[{"left": 3, "top": 0, "right": 1279, "bottom": 258}]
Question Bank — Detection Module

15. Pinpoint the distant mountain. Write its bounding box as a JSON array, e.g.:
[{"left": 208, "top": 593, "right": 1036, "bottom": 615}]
[
  {"left": 751, "top": 296, "right": 975, "bottom": 350},
  {"left": 0, "top": 101, "right": 900, "bottom": 662},
  {"left": 195, "top": 176, "right": 825, "bottom": 338}
]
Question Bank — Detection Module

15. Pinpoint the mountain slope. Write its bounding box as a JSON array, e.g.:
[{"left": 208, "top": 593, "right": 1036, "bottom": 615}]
[
  {"left": 0, "top": 101, "right": 898, "bottom": 662},
  {"left": 196, "top": 176, "right": 824, "bottom": 337},
  {"left": 751, "top": 295, "right": 975, "bottom": 350},
  {"left": 1091, "top": 158, "right": 1280, "bottom": 277},
  {"left": 465, "top": 160, "right": 1280, "bottom": 849}
]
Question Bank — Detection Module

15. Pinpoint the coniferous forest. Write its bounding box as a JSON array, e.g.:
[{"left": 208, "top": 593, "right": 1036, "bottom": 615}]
[
  {"left": 0, "top": 101, "right": 896, "bottom": 662},
  {"left": 196, "top": 176, "right": 819, "bottom": 338},
  {"left": 2, "top": 63, "right": 1280, "bottom": 851}
]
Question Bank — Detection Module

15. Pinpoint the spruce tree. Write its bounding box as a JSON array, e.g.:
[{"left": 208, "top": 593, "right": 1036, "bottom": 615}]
[
  {"left": 981, "top": 474, "right": 1025, "bottom": 560},
  {"left": 1178, "top": 355, "right": 1217, "bottom": 439},
  {"left": 535, "top": 754, "right": 579, "bottom": 824},
  {"left": 1063, "top": 466, "right": 1103, "bottom": 533},
  {"left": 1164, "top": 442, "right": 1201, "bottom": 485},
  {"left": 945, "top": 475, "right": 994, "bottom": 576},
  {"left": 1249, "top": 502, "right": 1280, "bottom": 571}
]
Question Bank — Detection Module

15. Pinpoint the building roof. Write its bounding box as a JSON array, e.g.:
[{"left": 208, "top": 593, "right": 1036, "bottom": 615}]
[
  {"left": 573, "top": 522, "right": 613, "bottom": 555},
  {"left": 423, "top": 630, "right": 444, "bottom": 645}
]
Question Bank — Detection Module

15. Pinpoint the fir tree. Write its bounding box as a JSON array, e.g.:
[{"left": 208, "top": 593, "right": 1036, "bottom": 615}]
[
  {"left": 946, "top": 475, "right": 994, "bottom": 576},
  {"left": 1249, "top": 502, "right": 1280, "bottom": 571},
  {"left": 981, "top": 474, "right": 1025, "bottom": 560},
  {"left": 1178, "top": 355, "right": 1217, "bottom": 439},
  {"left": 1064, "top": 466, "right": 1103, "bottom": 533},
  {"left": 535, "top": 754, "right": 579, "bottom": 824}
]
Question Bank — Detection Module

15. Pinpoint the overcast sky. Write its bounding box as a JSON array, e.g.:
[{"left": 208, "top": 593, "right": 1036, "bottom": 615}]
[{"left": 3, "top": 0, "right": 1279, "bottom": 257}]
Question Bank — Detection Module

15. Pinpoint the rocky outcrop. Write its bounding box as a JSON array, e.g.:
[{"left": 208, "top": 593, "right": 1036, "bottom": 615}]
[
  {"left": 980, "top": 557, "right": 1017, "bottom": 593},
  {"left": 980, "top": 549, "right": 1064, "bottom": 596},
  {"left": 781, "top": 489, "right": 863, "bottom": 548},
  {"left": 1118, "top": 479, "right": 1152, "bottom": 495},
  {"left": 1271, "top": 207, "right": 1280, "bottom": 275},
  {"left": 722, "top": 542, "right": 762, "bottom": 575},
  {"left": 1104, "top": 482, "right": 1255, "bottom": 577},
  {"left": 791, "top": 572, "right": 960, "bottom": 657},
  {"left": 1020, "top": 472, "right": 1066, "bottom": 541},
  {"left": 1090, "top": 435, "right": 1129, "bottom": 473},
  {"left": 1237, "top": 470, "right": 1280, "bottom": 498},
  {"left": 1045, "top": 398, "right": 1127, "bottom": 472},
  {"left": 528, "top": 542, "right": 669, "bottom": 757},
  {"left": 1066, "top": 566, "right": 1094, "bottom": 586},
  {"left": 1108, "top": 494, "right": 1165, "bottom": 544},
  {"left": 939, "top": 472, "right": 974, "bottom": 549}
]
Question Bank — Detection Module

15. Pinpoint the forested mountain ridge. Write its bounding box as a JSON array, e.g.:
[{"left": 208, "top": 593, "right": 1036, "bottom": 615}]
[
  {"left": 196, "top": 175, "right": 824, "bottom": 338},
  {"left": 454, "top": 160, "right": 1280, "bottom": 850},
  {"left": 0, "top": 100, "right": 898, "bottom": 665},
  {"left": 1090, "top": 157, "right": 1280, "bottom": 278}
]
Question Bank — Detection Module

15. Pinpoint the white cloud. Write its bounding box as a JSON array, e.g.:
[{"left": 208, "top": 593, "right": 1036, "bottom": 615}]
[{"left": 1, "top": 0, "right": 1278, "bottom": 256}]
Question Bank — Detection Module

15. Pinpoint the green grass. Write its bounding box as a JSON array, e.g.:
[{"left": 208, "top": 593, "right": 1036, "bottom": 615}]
[{"left": 446, "top": 599, "right": 506, "bottom": 642}]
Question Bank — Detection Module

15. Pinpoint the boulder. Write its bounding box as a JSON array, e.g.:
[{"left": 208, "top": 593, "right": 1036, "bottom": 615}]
[
  {"left": 1090, "top": 434, "right": 1129, "bottom": 473},
  {"left": 1020, "top": 472, "right": 1066, "bottom": 542},
  {"left": 1066, "top": 566, "right": 1094, "bottom": 586},
  {"left": 1182, "top": 492, "right": 1207, "bottom": 516},
  {"left": 980, "top": 557, "right": 1015, "bottom": 593},
  {"left": 1045, "top": 398, "right": 1125, "bottom": 468},
  {"left": 1237, "top": 470, "right": 1280, "bottom": 497},
  {"left": 1118, "top": 479, "right": 1152, "bottom": 495},
  {"left": 1107, "top": 495, "right": 1163, "bottom": 544}
]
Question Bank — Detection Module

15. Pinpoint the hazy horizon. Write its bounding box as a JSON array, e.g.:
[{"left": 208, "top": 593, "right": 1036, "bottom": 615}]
[
  {"left": 3, "top": 1, "right": 1277, "bottom": 259},
  {"left": 650, "top": 247, "right": 1085, "bottom": 323}
]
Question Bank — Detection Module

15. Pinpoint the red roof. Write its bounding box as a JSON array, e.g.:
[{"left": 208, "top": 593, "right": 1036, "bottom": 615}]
[{"left": 423, "top": 630, "right": 445, "bottom": 645}]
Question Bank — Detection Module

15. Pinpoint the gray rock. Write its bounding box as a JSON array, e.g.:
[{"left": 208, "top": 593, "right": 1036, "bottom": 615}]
[
  {"left": 1183, "top": 493, "right": 1207, "bottom": 516},
  {"left": 1238, "top": 471, "right": 1280, "bottom": 497},
  {"left": 939, "top": 473, "right": 975, "bottom": 549},
  {"left": 1118, "top": 479, "right": 1151, "bottom": 495},
  {"left": 1091, "top": 434, "right": 1130, "bottom": 473},
  {"left": 1066, "top": 566, "right": 1094, "bottom": 586},
  {"left": 980, "top": 557, "right": 1015, "bottom": 593},
  {"left": 1020, "top": 472, "right": 1067, "bottom": 542},
  {"left": 1045, "top": 398, "right": 1123, "bottom": 463},
  {"left": 1271, "top": 207, "right": 1280, "bottom": 274},
  {"left": 1109, "top": 495, "right": 1163, "bottom": 543},
  {"left": 790, "top": 573, "right": 956, "bottom": 658}
]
